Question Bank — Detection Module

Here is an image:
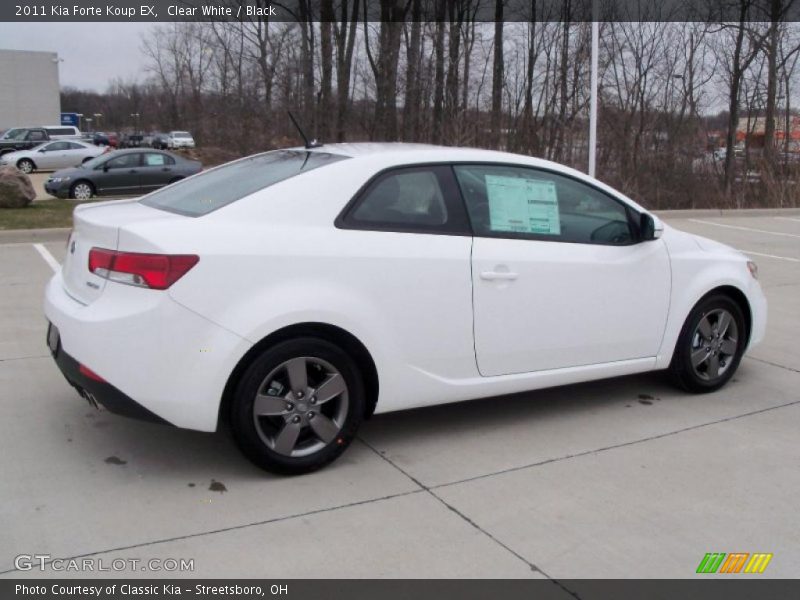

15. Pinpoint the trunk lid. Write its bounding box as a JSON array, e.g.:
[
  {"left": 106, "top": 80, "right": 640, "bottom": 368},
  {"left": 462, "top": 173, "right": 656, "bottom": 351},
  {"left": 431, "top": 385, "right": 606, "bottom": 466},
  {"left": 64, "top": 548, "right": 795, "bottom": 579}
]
[{"left": 61, "top": 199, "right": 184, "bottom": 304}]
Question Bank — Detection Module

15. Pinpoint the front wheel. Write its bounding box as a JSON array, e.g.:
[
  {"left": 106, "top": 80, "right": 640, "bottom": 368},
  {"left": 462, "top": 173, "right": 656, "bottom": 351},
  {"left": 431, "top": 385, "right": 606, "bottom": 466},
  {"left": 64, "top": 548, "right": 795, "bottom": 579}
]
[
  {"left": 670, "top": 294, "right": 747, "bottom": 393},
  {"left": 69, "top": 181, "right": 94, "bottom": 200},
  {"left": 17, "top": 158, "right": 34, "bottom": 174},
  {"left": 230, "top": 338, "right": 365, "bottom": 475}
]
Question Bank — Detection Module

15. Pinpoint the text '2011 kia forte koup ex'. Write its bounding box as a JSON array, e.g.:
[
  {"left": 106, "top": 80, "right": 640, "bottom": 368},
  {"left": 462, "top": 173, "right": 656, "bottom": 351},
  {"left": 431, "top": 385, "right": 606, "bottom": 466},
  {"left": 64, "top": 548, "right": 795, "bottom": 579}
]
[{"left": 44, "top": 144, "right": 767, "bottom": 474}]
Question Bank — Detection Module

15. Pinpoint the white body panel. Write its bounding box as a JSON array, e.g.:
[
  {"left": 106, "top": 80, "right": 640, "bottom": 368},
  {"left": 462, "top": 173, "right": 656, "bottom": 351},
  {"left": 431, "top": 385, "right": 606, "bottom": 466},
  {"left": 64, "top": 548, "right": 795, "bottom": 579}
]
[{"left": 43, "top": 144, "right": 767, "bottom": 432}]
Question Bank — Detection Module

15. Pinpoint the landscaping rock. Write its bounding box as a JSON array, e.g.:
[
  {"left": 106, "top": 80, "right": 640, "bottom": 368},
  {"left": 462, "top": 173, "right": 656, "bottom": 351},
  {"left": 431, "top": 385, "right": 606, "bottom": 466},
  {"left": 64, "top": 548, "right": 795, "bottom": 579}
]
[{"left": 0, "top": 165, "right": 36, "bottom": 208}]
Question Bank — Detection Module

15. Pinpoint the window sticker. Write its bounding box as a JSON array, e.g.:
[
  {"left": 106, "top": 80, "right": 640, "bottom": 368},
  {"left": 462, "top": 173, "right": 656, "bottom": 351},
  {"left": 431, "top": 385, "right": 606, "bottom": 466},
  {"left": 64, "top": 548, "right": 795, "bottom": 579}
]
[{"left": 485, "top": 175, "right": 561, "bottom": 235}]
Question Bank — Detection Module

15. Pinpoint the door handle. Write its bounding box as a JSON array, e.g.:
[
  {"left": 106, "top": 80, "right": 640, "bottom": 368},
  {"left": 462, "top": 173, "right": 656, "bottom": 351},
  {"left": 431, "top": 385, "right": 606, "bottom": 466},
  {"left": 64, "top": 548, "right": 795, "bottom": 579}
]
[
  {"left": 128, "top": 169, "right": 138, "bottom": 173},
  {"left": 480, "top": 271, "right": 519, "bottom": 281}
]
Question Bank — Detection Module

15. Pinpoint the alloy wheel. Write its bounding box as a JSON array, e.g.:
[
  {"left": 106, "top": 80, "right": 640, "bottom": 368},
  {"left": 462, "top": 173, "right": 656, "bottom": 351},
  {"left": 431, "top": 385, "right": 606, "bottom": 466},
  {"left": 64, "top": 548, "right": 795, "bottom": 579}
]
[
  {"left": 18, "top": 160, "right": 33, "bottom": 174},
  {"left": 252, "top": 356, "right": 349, "bottom": 458},
  {"left": 690, "top": 308, "right": 739, "bottom": 381},
  {"left": 72, "top": 183, "right": 93, "bottom": 200}
]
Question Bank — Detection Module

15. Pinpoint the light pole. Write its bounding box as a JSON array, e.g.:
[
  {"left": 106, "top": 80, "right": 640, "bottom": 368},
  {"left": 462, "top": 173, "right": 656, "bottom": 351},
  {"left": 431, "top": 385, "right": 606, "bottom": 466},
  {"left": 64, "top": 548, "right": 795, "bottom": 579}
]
[
  {"left": 588, "top": 5, "right": 599, "bottom": 178},
  {"left": 85, "top": 117, "right": 93, "bottom": 133},
  {"left": 93, "top": 113, "right": 103, "bottom": 131}
]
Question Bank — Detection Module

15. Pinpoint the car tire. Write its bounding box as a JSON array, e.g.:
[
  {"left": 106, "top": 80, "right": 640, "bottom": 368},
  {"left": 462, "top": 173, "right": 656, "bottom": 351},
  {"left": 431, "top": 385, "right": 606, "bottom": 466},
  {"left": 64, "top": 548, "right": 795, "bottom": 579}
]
[
  {"left": 17, "top": 158, "right": 35, "bottom": 174},
  {"left": 69, "top": 180, "right": 95, "bottom": 200},
  {"left": 230, "top": 337, "right": 365, "bottom": 475},
  {"left": 168, "top": 177, "right": 184, "bottom": 185},
  {"left": 669, "top": 293, "right": 747, "bottom": 393}
]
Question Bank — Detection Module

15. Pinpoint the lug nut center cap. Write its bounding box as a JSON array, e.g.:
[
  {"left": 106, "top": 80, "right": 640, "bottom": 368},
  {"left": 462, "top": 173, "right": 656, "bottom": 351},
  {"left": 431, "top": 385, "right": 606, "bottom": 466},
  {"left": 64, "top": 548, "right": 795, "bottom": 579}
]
[{"left": 296, "top": 402, "right": 308, "bottom": 413}]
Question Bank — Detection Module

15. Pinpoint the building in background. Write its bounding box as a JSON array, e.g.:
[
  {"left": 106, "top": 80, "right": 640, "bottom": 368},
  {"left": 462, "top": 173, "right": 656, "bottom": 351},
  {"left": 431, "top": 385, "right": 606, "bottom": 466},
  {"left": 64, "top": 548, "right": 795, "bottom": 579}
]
[
  {"left": 0, "top": 49, "right": 60, "bottom": 130},
  {"left": 737, "top": 113, "right": 800, "bottom": 152}
]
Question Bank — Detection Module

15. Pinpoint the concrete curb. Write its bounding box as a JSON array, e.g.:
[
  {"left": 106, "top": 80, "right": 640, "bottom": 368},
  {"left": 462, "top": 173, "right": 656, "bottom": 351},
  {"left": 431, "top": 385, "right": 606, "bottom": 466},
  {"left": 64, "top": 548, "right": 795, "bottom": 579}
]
[
  {"left": 0, "top": 227, "right": 70, "bottom": 244},
  {"left": 654, "top": 207, "right": 800, "bottom": 218}
]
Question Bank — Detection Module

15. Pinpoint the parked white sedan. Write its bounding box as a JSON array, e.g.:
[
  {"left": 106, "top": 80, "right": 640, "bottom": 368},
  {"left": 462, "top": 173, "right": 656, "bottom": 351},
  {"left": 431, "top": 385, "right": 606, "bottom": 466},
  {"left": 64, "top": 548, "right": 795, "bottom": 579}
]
[
  {"left": 44, "top": 144, "right": 767, "bottom": 474},
  {"left": 1, "top": 140, "right": 106, "bottom": 173}
]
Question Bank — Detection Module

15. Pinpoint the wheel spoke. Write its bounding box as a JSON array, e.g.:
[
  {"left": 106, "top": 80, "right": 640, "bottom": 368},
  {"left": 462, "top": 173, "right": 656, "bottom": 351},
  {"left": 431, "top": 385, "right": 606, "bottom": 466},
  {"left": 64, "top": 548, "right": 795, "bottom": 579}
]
[
  {"left": 717, "top": 312, "right": 732, "bottom": 337},
  {"left": 707, "top": 354, "right": 721, "bottom": 379},
  {"left": 254, "top": 393, "right": 289, "bottom": 416},
  {"left": 720, "top": 339, "right": 738, "bottom": 355},
  {"left": 691, "top": 347, "right": 710, "bottom": 368},
  {"left": 697, "top": 316, "right": 713, "bottom": 339},
  {"left": 309, "top": 414, "right": 339, "bottom": 444},
  {"left": 273, "top": 421, "right": 302, "bottom": 455},
  {"left": 315, "top": 373, "right": 346, "bottom": 405},
  {"left": 285, "top": 357, "right": 308, "bottom": 393}
]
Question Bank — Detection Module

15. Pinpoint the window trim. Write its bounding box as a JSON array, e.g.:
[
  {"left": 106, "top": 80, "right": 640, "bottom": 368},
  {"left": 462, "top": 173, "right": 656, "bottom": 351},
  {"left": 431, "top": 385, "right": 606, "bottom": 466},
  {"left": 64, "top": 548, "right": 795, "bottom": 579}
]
[
  {"left": 451, "top": 162, "right": 645, "bottom": 246},
  {"left": 335, "top": 164, "right": 472, "bottom": 236}
]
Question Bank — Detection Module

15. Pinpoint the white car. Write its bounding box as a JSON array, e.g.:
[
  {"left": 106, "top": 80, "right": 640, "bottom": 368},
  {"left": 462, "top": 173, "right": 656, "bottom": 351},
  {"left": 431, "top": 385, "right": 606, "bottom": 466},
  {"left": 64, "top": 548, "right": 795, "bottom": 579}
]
[
  {"left": 44, "top": 144, "right": 767, "bottom": 474},
  {"left": 167, "top": 131, "right": 195, "bottom": 149},
  {"left": 1, "top": 140, "right": 105, "bottom": 173}
]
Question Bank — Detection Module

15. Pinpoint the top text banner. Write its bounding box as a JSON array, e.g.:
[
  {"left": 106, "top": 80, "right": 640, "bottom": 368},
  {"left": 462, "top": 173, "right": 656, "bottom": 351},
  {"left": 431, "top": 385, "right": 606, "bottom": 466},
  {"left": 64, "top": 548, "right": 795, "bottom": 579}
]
[{"left": 2, "top": 0, "right": 799, "bottom": 23}]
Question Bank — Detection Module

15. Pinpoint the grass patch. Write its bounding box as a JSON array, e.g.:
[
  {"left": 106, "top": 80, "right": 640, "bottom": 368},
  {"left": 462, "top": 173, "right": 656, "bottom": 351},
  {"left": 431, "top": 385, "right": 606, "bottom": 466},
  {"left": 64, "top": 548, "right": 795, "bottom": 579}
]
[{"left": 0, "top": 199, "right": 102, "bottom": 230}]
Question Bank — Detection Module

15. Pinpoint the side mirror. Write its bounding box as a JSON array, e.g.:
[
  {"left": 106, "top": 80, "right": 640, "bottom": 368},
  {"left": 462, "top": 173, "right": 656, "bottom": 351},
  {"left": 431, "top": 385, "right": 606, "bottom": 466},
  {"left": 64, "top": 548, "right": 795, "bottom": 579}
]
[
  {"left": 639, "top": 213, "right": 663, "bottom": 241},
  {"left": 102, "top": 164, "right": 110, "bottom": 172},
  {"left": 38, "top": 148, "right": 46, "bottom": 153}
]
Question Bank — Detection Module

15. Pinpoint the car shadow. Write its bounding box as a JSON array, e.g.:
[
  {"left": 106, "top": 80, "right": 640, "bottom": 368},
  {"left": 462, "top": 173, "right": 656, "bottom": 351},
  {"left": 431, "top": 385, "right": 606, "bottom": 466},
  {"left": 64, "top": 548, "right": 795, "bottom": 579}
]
[{"left": 361, "top": 370, "right": 677, "bottom": 439}]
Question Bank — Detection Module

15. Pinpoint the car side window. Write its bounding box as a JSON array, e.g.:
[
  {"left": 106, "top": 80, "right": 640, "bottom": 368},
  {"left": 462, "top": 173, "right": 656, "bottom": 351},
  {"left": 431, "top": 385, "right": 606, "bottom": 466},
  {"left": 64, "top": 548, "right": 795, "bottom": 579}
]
[
  {"left": 340, "top": 166, "right": 470, "bottom": 234},
  {"left": 66, "top": 142, "right": 84, "bottom": 150},
  {"left": 28, "top": 131, "right": 46, "bottom": 141},
  {"left": 144, "top": 153, "right": 174, "bottom": 166},
  {"left": 46, "top": 141, "right": 69, "bottom": 151},
  {"left": 453, "top": 165, "right": 636, "bottom": 245},
  {"left": 105, "top": 154, "right": 141, "bottom": 169}
]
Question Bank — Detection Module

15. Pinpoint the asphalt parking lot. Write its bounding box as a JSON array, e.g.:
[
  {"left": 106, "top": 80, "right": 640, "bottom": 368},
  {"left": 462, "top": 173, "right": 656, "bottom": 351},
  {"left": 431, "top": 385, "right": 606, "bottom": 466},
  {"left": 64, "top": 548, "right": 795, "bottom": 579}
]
[{"left": 0, "top": 211, "right": 798, "bottom": 580}]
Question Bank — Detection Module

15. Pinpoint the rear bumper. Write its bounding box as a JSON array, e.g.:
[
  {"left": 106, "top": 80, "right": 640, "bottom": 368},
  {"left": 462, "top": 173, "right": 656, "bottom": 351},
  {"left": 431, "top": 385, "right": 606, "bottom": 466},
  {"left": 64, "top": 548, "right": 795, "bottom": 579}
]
[
  {"left": 44, "top": 271, "right": 251, "bottom": 432},
  {"left": 49, "top": 327, "right": 170, "bottom": 425}
]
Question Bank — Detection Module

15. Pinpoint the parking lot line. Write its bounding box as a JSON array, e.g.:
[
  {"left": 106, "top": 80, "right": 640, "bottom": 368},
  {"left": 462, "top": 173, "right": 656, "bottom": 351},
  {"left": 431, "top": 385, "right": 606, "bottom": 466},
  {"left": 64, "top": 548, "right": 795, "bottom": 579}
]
[
  {"left": 740, "top": 250, "right": 800, "bottom": 263},
  {"left": 32, "top": 243, "right": 60, "bottom": 272},
  {"left": 688, "top": 219, "right": 800, "bottom": 238},
  {"left": 774, "top": 216, "right": 800, "bottom": 224}
]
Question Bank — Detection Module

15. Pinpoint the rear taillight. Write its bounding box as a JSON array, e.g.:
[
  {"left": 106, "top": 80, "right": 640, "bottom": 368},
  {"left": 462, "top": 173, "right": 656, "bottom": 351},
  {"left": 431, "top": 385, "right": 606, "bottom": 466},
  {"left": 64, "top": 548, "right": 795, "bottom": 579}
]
[{"left": 88, "top": 248, "right": 199, "bottom": 290}]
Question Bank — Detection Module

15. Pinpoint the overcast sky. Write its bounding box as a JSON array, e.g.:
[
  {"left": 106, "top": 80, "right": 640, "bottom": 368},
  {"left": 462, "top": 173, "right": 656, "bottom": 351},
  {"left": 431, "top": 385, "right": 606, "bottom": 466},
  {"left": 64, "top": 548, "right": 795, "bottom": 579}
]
[{"left": 0, "top": 22, "right": 155, "bottom": 91}]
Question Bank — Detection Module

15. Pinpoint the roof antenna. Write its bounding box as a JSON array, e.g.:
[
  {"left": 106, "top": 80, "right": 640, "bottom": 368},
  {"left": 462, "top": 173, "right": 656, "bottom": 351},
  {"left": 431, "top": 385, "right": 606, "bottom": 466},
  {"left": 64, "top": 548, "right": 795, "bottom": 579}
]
[{"left": 287, "top": 111, "right": 322, "bottom": 149}]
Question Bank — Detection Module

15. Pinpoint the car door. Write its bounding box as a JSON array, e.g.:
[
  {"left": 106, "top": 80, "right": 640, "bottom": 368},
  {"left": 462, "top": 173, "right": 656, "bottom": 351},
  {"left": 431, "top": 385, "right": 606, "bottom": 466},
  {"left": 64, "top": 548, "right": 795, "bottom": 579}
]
[
  {"left": 25, "top": 129, "right": 47, "bottom": 149},
  {"left": 139, "top": 152, "right": 176, "bottom": 192},
  {"left": 60, "top": 142, "right": 93, "bottom": 168},
  {"left": 36, "top": 141, "right": 69, "bottom": 169},
  {"left": 93, "top": 153, "right": 143, "bottom": 195},
  {"left": 336, "top": 165, "right": 476, "bottom": 381},
  {"left": 454, "top": 164, "right": 671, "bottom": 376},
  {"left": 44, "top": 141, "right": 82, "bottom": 169}
]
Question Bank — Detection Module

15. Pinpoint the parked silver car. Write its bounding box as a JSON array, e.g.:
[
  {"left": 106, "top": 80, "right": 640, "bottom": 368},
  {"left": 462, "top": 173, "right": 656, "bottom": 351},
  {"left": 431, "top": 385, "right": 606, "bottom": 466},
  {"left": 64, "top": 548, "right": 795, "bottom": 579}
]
[{"left": 0, "top": 140, "right": 107, "bottom": 174}]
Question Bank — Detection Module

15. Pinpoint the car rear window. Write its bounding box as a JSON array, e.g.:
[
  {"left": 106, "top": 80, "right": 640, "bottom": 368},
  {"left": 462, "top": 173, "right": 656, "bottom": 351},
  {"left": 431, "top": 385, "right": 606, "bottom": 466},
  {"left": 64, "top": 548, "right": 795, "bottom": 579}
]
[{"left": 140, "top": 150, "right": 349, "bottom": 217}]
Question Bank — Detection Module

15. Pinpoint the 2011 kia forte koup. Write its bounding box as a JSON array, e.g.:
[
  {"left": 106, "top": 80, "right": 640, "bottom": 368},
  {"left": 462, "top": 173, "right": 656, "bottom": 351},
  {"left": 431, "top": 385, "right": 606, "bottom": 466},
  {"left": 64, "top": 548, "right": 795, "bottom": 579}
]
[{"left": 44, "top": 144, "right": 767, "bottom": 474}]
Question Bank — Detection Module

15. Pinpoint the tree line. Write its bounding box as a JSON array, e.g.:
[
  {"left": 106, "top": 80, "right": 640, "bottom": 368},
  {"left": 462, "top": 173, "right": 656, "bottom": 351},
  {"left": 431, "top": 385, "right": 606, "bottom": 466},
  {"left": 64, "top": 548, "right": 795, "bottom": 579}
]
[{"left": 60, "top": 0, "right": 800, "bottom": 209}]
